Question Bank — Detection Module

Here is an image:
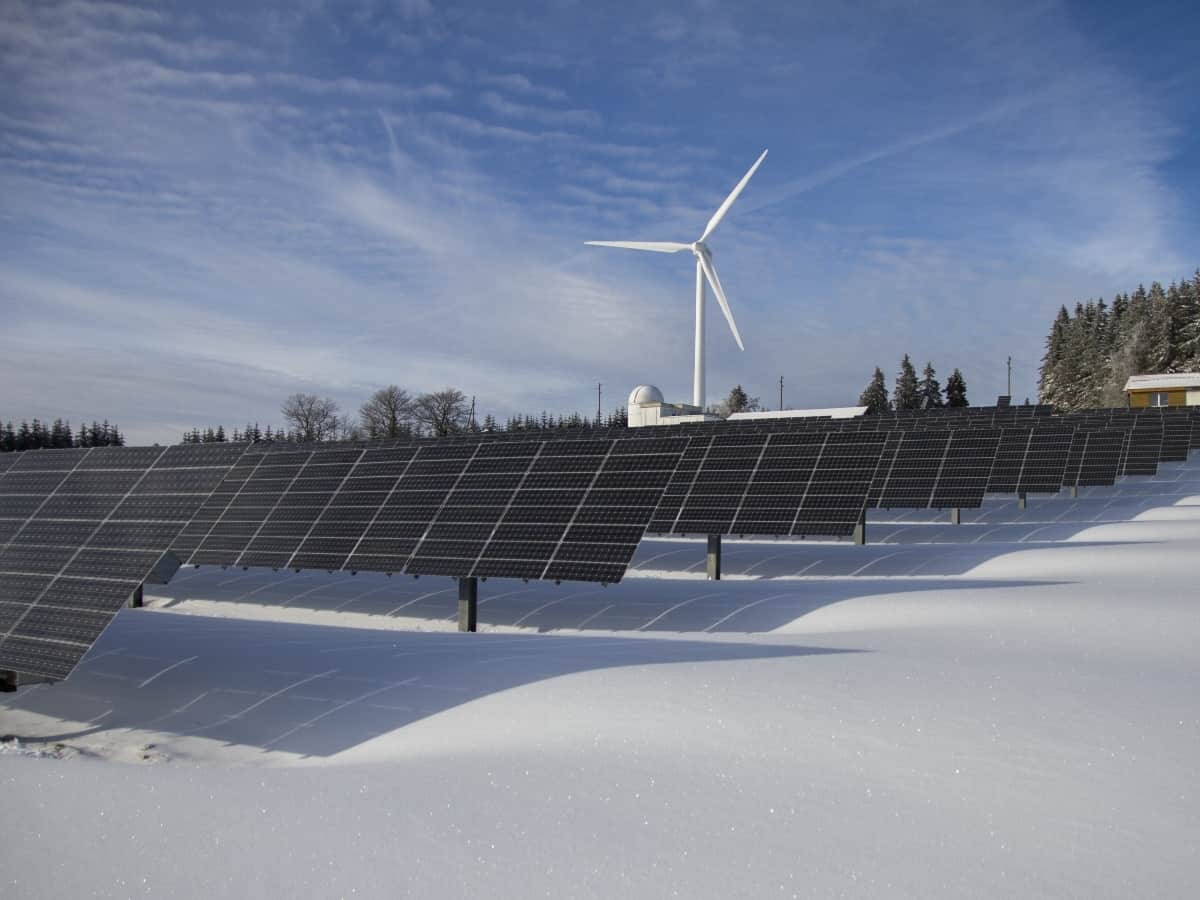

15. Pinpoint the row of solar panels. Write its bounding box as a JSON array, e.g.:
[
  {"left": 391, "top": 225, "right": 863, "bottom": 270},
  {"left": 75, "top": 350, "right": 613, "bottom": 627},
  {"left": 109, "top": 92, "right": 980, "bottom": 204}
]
[{"left": 1, "top": 406, "right": 1197, "bottom": 681}]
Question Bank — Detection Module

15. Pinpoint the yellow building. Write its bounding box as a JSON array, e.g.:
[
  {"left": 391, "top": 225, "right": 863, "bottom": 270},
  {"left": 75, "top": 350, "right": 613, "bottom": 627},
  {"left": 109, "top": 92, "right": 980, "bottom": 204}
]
[{"left": 1123, "top": 373, "right": 1200, "bottom": 408}]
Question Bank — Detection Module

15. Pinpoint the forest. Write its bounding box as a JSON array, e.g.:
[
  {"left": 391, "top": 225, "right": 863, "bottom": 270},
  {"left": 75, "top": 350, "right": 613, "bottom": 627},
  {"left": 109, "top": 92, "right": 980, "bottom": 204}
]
[
  {"left": 0, "top": 419, "right": 123, "bottom": 453},
  {"left": 1038, "top": 271, "right": 1200, "bottom": 411}
]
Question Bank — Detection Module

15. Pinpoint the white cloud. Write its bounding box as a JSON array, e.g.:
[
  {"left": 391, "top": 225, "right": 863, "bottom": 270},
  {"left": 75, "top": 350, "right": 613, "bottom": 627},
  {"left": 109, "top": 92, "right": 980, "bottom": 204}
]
[{"left": 478, "top": 92, "right": 601, "bottom": 129}]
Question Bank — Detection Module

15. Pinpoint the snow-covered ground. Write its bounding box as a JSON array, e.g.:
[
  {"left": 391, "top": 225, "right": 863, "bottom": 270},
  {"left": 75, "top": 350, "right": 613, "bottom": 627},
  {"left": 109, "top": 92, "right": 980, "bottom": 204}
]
[{"left": 3, "top": 458, "right": 1199, "bottom": 897}]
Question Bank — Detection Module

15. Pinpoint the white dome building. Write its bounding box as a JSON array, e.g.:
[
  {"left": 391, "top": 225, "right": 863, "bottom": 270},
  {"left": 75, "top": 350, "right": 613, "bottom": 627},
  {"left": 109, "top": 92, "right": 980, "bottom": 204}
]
[
  {"left": 626, "top": 384, "right": 719, "bottom": 427},
  {"left": 628, "top": 384, "right": 666, "bottom": 407}
]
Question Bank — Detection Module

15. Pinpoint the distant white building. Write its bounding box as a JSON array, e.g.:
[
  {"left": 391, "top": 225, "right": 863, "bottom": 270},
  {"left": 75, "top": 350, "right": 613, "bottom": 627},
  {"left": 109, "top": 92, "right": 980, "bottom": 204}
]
[
  {"left": 1123, "top": 373, "right": 1200, "bottom": 408},
  {"left": 626, "top": 385, "right": 865, "bottom": 428}
]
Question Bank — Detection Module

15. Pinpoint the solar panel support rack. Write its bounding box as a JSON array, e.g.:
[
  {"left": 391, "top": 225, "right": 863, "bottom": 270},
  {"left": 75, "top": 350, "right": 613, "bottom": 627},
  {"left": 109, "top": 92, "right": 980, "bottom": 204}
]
[
  {"left": 1017, "top": 492, "right": 1027, "bottom": 510},
  {"left": 1, "top": 669, "right": 16, "bottom": 692},
  {"left": 853, "top": 509, "right": 867, "bottom": 545},
  {"left": 706, "top": 534, "right": 721, "bottom": 581},
  {"left": 457, "top": 577, "right": 478, "bottom": 632},
  {"left": 950, "top": 507, "right": 961, "bottom": 525}
]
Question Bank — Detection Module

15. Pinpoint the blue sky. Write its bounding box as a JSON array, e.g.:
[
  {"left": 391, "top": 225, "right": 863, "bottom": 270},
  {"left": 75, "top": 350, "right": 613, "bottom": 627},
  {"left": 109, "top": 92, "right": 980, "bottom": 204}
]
[{"left": 2, "top": 0, "right": 1198, "bottom": 443}]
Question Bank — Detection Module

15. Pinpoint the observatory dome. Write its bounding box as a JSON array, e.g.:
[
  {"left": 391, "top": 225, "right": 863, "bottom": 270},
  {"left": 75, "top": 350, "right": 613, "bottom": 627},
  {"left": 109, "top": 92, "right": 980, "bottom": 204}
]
[{"left": 628, "top": 384, "right": 666, "bottom": 406}]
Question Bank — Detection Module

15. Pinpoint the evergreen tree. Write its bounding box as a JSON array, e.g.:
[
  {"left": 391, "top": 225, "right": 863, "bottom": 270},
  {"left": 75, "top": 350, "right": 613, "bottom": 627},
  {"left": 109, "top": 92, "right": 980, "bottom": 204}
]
[
  {"left": 1145, "top": 281, "right": 1173, "bottom": 372},
  {"left": 857, "top": 367, "right": 889, "bottom": 414},
  {"left": 893, "top": 355, "right": 919, "bottom": 410},
  {"left": 1179, "top": 271, "right": 1200, "bottom": 366},
  {"left": 945, "top": 369, "right": 968, "bottom": 407},
  {"left": 1038, "top": 305, "right": 1071, "bottom": 406},
  {"left": 918, "top": 362, "right": 943, "bottom": 408}
]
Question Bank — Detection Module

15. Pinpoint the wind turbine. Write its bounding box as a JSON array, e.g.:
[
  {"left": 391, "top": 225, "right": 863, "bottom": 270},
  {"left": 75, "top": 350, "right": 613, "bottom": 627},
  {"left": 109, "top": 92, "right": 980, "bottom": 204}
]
[{"left": 586, "top": 149, "right": 768, "bottom": 410}]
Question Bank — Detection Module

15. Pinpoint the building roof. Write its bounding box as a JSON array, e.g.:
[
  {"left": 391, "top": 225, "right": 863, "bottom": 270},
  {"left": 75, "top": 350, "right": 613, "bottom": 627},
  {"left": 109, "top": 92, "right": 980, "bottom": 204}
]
[
  {"left": 727, "top": 407, "right": 867, "bottom": 421},
  {"left": 1123, "top": 373, "right": 1200, "bottom": 392}
]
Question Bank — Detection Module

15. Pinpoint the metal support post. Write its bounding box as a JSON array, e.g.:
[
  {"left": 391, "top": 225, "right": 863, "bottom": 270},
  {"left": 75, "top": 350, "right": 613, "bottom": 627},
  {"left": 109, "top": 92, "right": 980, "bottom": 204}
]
[
  {"left": 457, "top": 577, "right": 478, "bottom": 632},
  {"left": 1017, "top": 492, "right": 1027, "bottom": 510},
  {"left": 853, "top": 509, "right": 867, "bottom": 546},
  {"left": 0, "top": 670, "right": 17, "bottom": 693},
  {"left": 950, "top": 507, "right": 961, "bottom": 525},
  {"left": 706, "top": 534, "right": 721, "bottom": 581},
  {"left": 1068, "top": 485, "right": 1078, "bottom": 499},
  {"left": 128, "top": 583, "right": 144, "bottom": 609}
]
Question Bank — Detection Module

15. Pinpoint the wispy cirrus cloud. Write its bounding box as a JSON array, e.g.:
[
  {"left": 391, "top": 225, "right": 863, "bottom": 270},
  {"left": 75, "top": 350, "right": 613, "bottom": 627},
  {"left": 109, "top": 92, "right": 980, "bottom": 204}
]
[{"left": 478, "top": 91, "right": 602, "bottom": 129}]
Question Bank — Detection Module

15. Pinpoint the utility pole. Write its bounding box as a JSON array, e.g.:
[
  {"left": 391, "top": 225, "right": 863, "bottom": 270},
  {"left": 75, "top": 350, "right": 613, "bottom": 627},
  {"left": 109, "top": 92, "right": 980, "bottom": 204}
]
[
  {"left": 597, "top": 383, "right": 602, "bottom": 425},
  {"left": 1007, "top": 356, "right": 1012, "bottom": 398},
  {"left": 779, "top": 375, "right": 784, "bottom": 411},
  {"left": 469, "top": 395, "right": 476, "bottom": 430}
]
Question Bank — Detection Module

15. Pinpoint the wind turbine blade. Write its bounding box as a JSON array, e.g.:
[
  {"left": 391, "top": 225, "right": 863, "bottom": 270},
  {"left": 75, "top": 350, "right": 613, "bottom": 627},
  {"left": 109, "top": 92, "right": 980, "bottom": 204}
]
[
  {"left": 699, "top": 149, "right": 768, "bottom": 243},
  {"left": 584, "top": 240, "right": 690, "bottom": 253},
  {"left": 697, "top": 253, "right": 744, "bottom": 351}
]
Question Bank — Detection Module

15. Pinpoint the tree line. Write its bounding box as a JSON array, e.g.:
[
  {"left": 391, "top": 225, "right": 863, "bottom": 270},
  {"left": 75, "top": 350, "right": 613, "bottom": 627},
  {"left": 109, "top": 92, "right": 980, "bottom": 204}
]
[
  {"left": 181, "top": 387, "right": 632, "bottom": 444},
  {"left": 0, "top": 419, "right": 124, "bottom": 453},
  {"left": 1039, "top": 270, "right": 1200, "bottom": 411},
  {"left": 857, "top": 356, "right": 968, "bottom": 414}
]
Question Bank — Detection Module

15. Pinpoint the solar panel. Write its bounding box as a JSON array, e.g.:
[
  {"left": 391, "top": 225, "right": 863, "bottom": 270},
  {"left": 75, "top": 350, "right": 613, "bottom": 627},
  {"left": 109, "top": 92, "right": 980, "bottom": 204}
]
[
  {"left": 1014, "top": 428, "right": 1074, "bottom": 494},
  {"left": 868, "top": 429, "right": 1001, "bottom": 509},
  {"left": 652, "top": 431, "right": 886, "bottom": 538},
  {"left": 871, "top": 430, "right": 951, "bottom": 508},
  {"left": 0, "top": 443, "right": 248, "bottom": 681},
  {"left": 1159, "top": 414, "right": 1191, "bottom": 462},
  {"left": 931, "top": 429, "right": 1003, "bottom": 508},
  {"left": 1122, "top": 425, "right": 1162, "bottom": 476},
  {"left": 1066, "top": 429, "right": 1127, "bottom": 487},
  {"left": 987, "top": 428, "right": 1032, "bottom": 494}
]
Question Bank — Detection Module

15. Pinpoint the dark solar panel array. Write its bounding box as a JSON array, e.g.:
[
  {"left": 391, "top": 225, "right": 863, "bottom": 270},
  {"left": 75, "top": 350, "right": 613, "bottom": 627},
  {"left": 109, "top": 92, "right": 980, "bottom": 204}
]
[
  {"left": 648, "top": 431, "right": 887, "bottom": 537},
  {"left": 0, "top": 443, "right": 247, "bottom": 680},
  {"left": 1122, "top": 425, "right": 1163, "bottom": 477},
  {"left": 868, "top": 429, "right": 1002, "bottom": 509},
  {"left": 173, "top": 435, "right": 687, "bottom": 587},
  {"left": 1062, "top": 429, "right": 1127, "bottom": 488},
  {"left": 2, "top": 401, "right": 1197, "bottom": 683}
]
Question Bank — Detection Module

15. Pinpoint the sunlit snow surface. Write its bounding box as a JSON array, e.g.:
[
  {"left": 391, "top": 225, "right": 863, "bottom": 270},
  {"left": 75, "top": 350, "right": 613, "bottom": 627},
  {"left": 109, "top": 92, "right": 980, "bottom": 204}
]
[{"left": 3, "top": 458, "right": 1199, "bottom": 897}]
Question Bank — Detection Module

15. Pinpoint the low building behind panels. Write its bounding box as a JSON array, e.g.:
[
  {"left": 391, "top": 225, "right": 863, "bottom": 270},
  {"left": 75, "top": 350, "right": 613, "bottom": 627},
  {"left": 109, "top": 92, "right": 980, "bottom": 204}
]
[{"left": 1124, "top": 373, "right": 1200, "bottom": 408}]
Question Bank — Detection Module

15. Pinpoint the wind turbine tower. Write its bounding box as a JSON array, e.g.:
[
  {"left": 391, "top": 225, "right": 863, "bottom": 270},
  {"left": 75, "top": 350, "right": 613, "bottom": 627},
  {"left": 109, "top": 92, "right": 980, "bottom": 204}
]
[{"left": 585, "top": 149, "right": 768, "bottom": 409}]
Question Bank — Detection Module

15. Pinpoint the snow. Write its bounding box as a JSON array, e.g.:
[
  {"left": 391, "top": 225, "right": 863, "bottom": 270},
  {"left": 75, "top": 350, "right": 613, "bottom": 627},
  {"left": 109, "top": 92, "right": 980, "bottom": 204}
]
[{"left": 3, "top": 458, "right": 1200, "bottom": 897}]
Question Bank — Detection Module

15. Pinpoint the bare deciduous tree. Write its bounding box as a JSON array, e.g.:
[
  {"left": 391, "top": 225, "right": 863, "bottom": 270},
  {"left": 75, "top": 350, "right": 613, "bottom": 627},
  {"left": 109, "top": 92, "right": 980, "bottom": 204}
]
[
  {"left": 359, "top": 385, "right": 414, "bottom": 439},
  {"left": 280, "top": 393, "right": 341, "bottom": 442},
  {"left": 413, "top": 388, "right": 469, "bottom": 436}
]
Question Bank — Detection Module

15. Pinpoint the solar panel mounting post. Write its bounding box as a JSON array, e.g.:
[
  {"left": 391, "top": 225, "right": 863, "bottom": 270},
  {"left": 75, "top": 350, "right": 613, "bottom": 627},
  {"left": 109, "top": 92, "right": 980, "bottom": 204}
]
[
  {"left": 1, "top": 670, "right": 16, "bottom": 693},
  {"left": 950, "top": 507, "right": 961, "bottom": 525},
  {"left": 128, "top": 584, "right": 144, "bottom": 609},
  {"left": 706, "top": 534, "right": 721, "bottom": 581},
  {"left": 853, "top": 509, "right": 867, "bottom": 546},
  {"left": 1017, "top": 492, "right": 1027, "bottom": 510},
  {"left": 457, "top": 577, "right": 478, "bottom": 632}
]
